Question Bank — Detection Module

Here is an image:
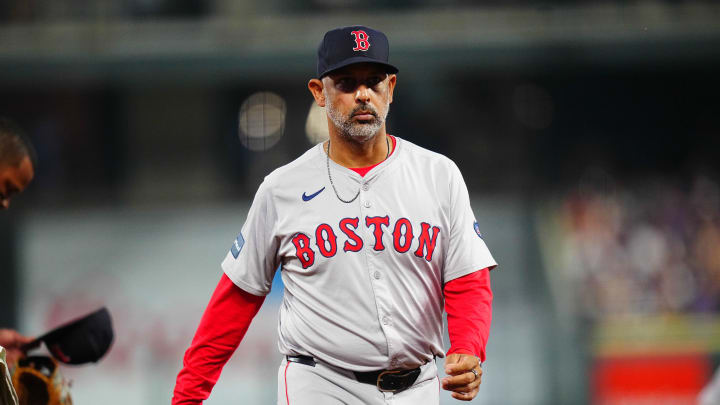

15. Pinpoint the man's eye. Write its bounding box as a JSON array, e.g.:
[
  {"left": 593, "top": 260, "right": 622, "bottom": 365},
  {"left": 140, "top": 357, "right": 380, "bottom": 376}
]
[
  {"left": 337, "top": 79, "right": 355, "bottom": 90},
  {"left": 367, "top": 77, "right": 382, "bottom": 87}
]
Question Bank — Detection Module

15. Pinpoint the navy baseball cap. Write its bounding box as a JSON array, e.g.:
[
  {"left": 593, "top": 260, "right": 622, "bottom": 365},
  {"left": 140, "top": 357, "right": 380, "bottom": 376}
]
[
  {"left": 317, "top": 26, "right": 399, "bottom": 78},
  {"left": 27, "top": 307, "right": 114, "bottom": 365}
]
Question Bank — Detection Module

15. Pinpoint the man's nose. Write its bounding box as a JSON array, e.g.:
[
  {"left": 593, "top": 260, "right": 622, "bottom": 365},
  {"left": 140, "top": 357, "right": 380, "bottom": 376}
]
[{"left": 355, "top": 85, "right": 370, "bottom": 104}]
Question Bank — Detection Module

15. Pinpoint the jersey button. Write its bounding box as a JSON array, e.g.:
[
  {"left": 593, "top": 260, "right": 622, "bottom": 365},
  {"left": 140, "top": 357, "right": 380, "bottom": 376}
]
[
  {"left": 373, "top": 271, "right": 381, "bottom": 279},
  {"left": 364, "top": 201, "right": 371, "bottom": 208},
  {"left": 382, "top": 316, "right": 391, "bottom": 325},
  {"left": 362, "top": 184, "right": 369, "bottom": 191}
]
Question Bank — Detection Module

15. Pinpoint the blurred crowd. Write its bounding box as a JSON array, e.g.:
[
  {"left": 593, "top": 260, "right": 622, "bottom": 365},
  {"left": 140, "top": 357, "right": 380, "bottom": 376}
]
[
  {"left": 1, "top": 0, "right": 710, "bottom": 22},
  {"left": 555, "top": 174, "right": 720, "bottom": 319}
]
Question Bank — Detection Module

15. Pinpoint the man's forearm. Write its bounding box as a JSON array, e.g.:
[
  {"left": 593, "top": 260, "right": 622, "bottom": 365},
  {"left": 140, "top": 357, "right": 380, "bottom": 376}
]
[
  {"left": 172, "top": 274, "right": 265, "bottom": 404},
  {"left": 444, "top": 268, "right": 493, "bottom": 362}
]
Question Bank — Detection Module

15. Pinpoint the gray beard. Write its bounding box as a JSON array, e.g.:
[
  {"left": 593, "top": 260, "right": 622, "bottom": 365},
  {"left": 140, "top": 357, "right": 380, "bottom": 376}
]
[{"left": 325, "top": 95, "right": 389, "bottom": 143}]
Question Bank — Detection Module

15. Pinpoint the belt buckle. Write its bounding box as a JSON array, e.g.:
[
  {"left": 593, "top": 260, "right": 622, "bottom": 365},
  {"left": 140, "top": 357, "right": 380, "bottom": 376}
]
[{"left": 376, "top": 369, "right": 402, "bottom": 392}]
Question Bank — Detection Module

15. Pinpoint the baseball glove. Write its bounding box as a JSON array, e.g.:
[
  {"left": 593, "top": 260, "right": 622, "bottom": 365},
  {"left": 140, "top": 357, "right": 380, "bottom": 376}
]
[{"left": 11, "top": 356, "right": 72, "bottom": 405}]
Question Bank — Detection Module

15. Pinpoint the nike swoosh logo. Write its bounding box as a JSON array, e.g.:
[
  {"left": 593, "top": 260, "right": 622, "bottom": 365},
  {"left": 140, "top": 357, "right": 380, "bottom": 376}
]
[{"left": 302, "top": 187, "right": 325, "bottom": 202}]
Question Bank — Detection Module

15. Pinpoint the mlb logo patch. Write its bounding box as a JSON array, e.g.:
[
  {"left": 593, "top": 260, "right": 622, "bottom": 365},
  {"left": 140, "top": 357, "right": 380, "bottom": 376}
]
[
  {"left": 230, "top": 232, "right": 245, "bottom": 258},
  {"left": 473, "top": 221, "right": 483, "bottom": 239}
]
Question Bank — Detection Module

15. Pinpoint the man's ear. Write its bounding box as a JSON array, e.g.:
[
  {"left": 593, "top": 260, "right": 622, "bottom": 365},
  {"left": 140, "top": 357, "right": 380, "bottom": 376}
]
[
  {"left": 387, "top": 74, "right": 397, "bottom": 104},
  {"left": 308, "top": 78, "right": 326, "bottom": 107}
]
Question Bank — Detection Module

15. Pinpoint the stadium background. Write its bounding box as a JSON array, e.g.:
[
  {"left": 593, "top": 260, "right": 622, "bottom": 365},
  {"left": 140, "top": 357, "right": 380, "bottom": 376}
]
[{"left": 1, "top": 1, "right": 719, "bottom": 404}]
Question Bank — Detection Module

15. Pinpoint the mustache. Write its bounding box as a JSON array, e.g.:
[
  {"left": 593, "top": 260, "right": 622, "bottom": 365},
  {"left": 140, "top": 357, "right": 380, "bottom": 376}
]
[{"left": 350, "top": 105, "right": 378, "bottom": 118}]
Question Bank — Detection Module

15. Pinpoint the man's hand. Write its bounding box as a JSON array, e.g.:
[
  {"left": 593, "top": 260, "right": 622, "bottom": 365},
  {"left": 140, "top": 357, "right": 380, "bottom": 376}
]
[
  {"left": 442, "top": 353, "right": 482, "bottom": 401},
  {"left": 0, "top": 329, "right": 35, "bottom": 365}
]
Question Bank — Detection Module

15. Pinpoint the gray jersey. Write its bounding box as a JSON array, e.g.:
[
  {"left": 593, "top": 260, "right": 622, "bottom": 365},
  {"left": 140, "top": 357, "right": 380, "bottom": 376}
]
[{"left": 222, "top": 136, "right": 496, "bottom": 372}]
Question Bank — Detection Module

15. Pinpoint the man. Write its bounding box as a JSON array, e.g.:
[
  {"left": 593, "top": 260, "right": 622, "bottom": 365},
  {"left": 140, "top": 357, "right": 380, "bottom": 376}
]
[
  {"left": 0, "top": 117, "right": 35, "bottom": 210},
  {"left": 0, "top": 116, "right": 37, "bottom": 405},
  {"left": 173, "top": 26, "right": 496, "bottom": 404}
]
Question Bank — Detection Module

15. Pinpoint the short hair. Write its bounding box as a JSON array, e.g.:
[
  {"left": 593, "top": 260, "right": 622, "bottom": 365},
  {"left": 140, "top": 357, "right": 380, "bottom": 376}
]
[{"left": 0, "top": 116, "right": 37, "bottom": 169}]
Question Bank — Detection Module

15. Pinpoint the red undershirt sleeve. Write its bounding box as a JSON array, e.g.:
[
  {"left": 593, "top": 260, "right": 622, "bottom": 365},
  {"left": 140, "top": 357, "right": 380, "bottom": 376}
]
[
  {"left": 444, "top": 267, "right": 493, "bottom": 362},
  {"left": 172, "top": 273, "right": 266, "bottom": 405}
]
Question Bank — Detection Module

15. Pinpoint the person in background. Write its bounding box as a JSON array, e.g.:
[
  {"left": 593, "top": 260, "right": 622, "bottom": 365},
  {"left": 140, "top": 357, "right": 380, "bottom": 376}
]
[
  {"left": 0, "top": 116, "right": 36, "bottom": 210},
  {"left": 0, "top": 116, "right": 37, "bottom": 405}
]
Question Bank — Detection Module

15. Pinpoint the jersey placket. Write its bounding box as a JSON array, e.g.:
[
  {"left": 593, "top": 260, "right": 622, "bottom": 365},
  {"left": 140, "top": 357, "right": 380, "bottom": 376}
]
[{"left": 358, "top": 175, "right": 403, "bottom": 370}]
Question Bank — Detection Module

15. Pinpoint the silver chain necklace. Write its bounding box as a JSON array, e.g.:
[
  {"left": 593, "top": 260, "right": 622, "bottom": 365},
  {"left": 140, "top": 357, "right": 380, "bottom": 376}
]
[{"left": 326, "top": 136, "right": 390, "bottom": 204}]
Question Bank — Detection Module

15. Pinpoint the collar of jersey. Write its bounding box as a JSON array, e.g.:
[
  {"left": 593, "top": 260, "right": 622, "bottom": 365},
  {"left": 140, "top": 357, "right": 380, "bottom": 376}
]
[
  {"left": 320, "top": 135, "right": 402, "bottom": 183},
  {"left": 349, "top": 135, "right": 396, "bottom": 177}
]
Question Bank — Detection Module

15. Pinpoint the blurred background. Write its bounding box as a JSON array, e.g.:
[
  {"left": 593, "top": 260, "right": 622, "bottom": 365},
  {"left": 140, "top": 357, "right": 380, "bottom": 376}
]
[{"left": 1, "top": 0, "right": 720, "bottom": 404}]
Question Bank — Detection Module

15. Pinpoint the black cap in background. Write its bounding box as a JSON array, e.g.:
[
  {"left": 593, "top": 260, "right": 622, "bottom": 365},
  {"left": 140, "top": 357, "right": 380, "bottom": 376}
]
[{"left": 32, "top": 307, "right": 114, "bottom": 365}]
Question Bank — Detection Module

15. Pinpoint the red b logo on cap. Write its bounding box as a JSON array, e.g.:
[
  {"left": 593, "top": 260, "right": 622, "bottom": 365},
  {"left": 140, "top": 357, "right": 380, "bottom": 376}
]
[{"left": 351, "top": 30, "right": 370, "bottom": 51}]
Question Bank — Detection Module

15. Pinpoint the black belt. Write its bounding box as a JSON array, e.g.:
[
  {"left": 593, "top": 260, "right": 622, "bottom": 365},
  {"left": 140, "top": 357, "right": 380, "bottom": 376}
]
[
  {"left": 286, "top": 355, "right": 316, "bottom": 367},
  {"left": 286, "top": 355, "right": 421, "bottom": 393}
]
